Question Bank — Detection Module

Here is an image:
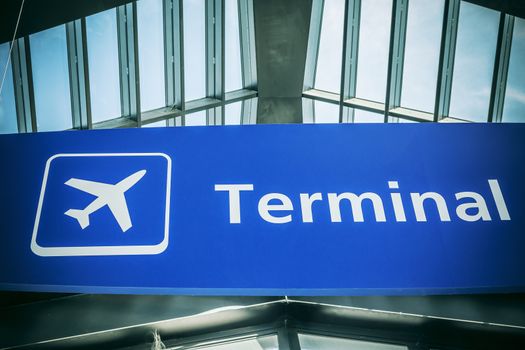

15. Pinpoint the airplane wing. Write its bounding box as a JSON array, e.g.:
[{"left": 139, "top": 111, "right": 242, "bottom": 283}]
[
  {"left": 65, "top": 178, "right": 114, "bottom": 197},
  {"left": 106, "top": 193, "right": 132, "bottom": 232}
]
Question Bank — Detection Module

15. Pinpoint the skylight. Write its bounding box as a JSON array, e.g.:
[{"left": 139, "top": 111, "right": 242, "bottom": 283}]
[
  {"left": 137, "top": 0, "right": 165, "bottom": 112},
  {"left": 449, "top": 1, "right": 499, "bottom": 122},
  {"left": 29, "top": 25, "right": 72, "bottom": 131},
  {"left": 86, "top": 8, "right": 121, "bottom": 123},
  {"left": 502, "top": 17, "right": 525, "bottom": 122},
  {"left": 0, "top": 43, "right": 17, "bottom": 134}
]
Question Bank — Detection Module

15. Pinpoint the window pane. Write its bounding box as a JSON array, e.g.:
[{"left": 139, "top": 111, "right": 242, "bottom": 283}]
[
  {"left": 137, "top": 0, "right": 165, "bottom": 111},
  {"left": 225, "top": 0, "right": 243, "bottom": 92},
  {"left": 86, "top": 9, "right": 121, "bottom": 123},
  {"left": 0, "top": 42, "right": 17, "bottom": 134},
  {"left": 314, "top": 100, "right": 339, "bottom": 123},
  {"left": 354, "top": 109, "right": 384, "bottom": 123},
  {"left": 188, "top": 335, "right": 278, "bottom": 350},
  {"left": 30, "top": 25, "right": 72, "bottom": 132},
  {"left": 184, "top": 0, "right": 206, "bottom": 101},
  {"left": 502, "top": 17, "right": 525, "bottom": 122},
  {"left": 225, "top": 101, "right": 242, "bottom": 125},
  {"left": 314, "top": 0, "right": 345, "bottom": 93},
  {"left": 449, "top": 2, "right": 499, "bottom": 122},
  {"left": 356, "top": 0, "right": 392, "bottom": 102},
  {"left": 299, "top": 333, "right": 407, "bottom": 350},
  {"left": 143, "top": 120, "right": 168, "bottom": 127},
  {"left": 185, "top": 110, "right": 207, "bottom": 126},
  {"left": 401, "top": 0, "right": 445, "bottom": 112}
]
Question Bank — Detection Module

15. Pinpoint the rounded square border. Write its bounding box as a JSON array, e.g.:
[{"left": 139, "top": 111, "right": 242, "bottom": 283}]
[{"left": 30, "top": 153, "right": 171, "bottom": 257}]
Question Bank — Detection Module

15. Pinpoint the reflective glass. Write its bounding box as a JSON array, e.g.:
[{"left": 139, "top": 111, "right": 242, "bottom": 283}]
[
  {"left": 0, "top": 42, "right": 18, "bottom": 134},
  {"left": 184, "top": 110, "right": 207, "bottom": 126},
  {"left": 143, "top": 120, "right": 168, "bottom": 127},
  {"left": 298, "top": 333, "right": 407, "bottom": 350},
  {"left": 225, "top": 0, "right": 243, "bottom": 92},
  {"left": 314, "top": 100, "right": 339, "bottom": 123},
  {"left": 401, "top": 0, "right": 445, "bottom": 112},
  {"left": 86, "top": 9, "right": 121, "bottom": 123},
  {"left": 315, "top": 0, "right": 345, "bottom": 93},
  {"left": 354, "top": 109, "right": 384, "bottom": 123},
  {"left": 502, "top": 18, "right": 525, "bottom": 122},
  {"left": 356, "top": 0, "right": 392, "bottom": 102},
  {"left": 225, "top": 101, "right": 242, "bottom": 125},
  {"left": 449, "top": 1, "right": 499, "bottom": 122},
  {"left": 30, "top": 25, "right": 72, "bottom": 132},
  {"left": 187, "top": 335, "right": 278, "bottom": 350},
  {"left": 137, "top": 0, "right": 165, "bottom": 111},
  {"left": 184, "top": 0, "right": 206, "bottom": 101}
]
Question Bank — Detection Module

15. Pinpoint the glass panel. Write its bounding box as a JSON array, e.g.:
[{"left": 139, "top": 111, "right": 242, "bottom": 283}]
[
  {"left": 354, "top": 109, "right": 384, "bottom": 123},
  {"left": 143, "top": 120, "right": 168, "bottom": 127},
  {"left": 184, "top": 110, "right": 207, "bottom": 126},
  {"left": 401, "top": 0, "right": 445, "bottom": 112},
  {"left": 314, "top": 100, "right": 339, "bottom": 123},
  {"left": 137, "top": 0, "right": 165, "bottom": 111},
  {"left": 502, "top": 17, "right": 525, "bottom": 122},
  {"left": 225, "top": 101, "right": 242, "bottom": 125},
  {"left": 225, "top": 0, "right": 243, "bottom": 92},
  {"left": 187, "top": 335, "right": 278, "bottom": 350},
  {"left": 298, "top": 333, "right": 408, "bottom": 350},
  {"left": 0, "top": 42, "right": 18, "bottom": 134},
  {"left": 30, "top": 25, "right": 72, "bottom": 132},
  {"left": 314, "top": 0, "right": 345, "bottom": 93},
  {"left": 184, "top": 0, "right": 206, "bottom": 101},
  {"left": 356, "top": 0, "right": 393, "bottom": 102},
  {"left": 449, "top": 1, "right": 499, "bottom": 122},
  {"left": 86, "top": 9, "right": 121, "bottom": 123}
]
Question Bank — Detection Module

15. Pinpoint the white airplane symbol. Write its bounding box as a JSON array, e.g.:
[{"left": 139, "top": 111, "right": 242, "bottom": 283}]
[{"left": 64, "top": 170, "right": 146, "bottom": 232}]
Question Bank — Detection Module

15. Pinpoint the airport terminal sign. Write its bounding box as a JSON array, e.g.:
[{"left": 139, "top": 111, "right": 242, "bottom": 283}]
[{"left": 0, "top": 123, "right": 524, "bottom": 295}]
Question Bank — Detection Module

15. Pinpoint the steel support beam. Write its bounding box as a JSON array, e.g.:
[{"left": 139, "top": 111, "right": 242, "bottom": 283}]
[
  {"left": 206, "top": 0, "right": 225, "bottom": 100},
  {"left": 66, "top": 19, "right": 91, "bottom": 130},
  {"left": 385, "top": 0, "right": 408, "bottom": 121},
  {"left": 303, "top": 0, "right": 324, "bottom": 91},
  {"left": 488, "top": 13, "right": 514, "bottom": 123},
  {"left": 11, "top": 37, "right": 36, "bottom": 133},
  {"left": 434, "top": 0, "right": 460, "bottom": 121},
  {"left": 238, "top": 0, "right": 257, "bottom": 90},
  {"left": 117, "top": 2, "right": 141, "bottom": 124},
  {"left": 340, "top": 0, "right": 360, "bottom": 104},
  {"left": 165, "top": 0, "right": 185, "bottom": 110}
]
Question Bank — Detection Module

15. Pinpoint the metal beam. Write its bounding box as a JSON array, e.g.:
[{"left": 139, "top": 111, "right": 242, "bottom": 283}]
[
  {"left": 434, "top": 0, "right": 460, "bottom": 121},
  {"left": 117, "top": 2, "right": 141, "bottom": 124},
  {"left": 165, "top": 0, "right": 185, "bottom": 110},
  {"left": 385, "top": 0, "right": 408, "bottom": 121},
  {"left": 66, "top": 19, "right": 91, "bottom": 130},
  {"left": 303, "top": 0, "right": 324, "bottom": 91},
  {"left": 11, "top": 37, "right": 36, "bottom": 133},
  {"left": 488, "top": 13, "right": 514, "bottom": 123},
  {"left": 340, "top": 0, "right": 360, "bottom": 104},
  {"left": 238, "top": 0, "right": 257, "bottom": 90},
  {"left": 206, "top": 0, "right": 225, "bottom": 100}
]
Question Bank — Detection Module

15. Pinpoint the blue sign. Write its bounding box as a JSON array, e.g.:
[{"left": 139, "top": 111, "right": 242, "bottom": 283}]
[{"left": 0, "top": 123, "right": 524, "bottom": 295}]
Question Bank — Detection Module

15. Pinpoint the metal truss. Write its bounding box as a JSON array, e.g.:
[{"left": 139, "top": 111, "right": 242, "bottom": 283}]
[{"left": 303, "top": 0, "right": 520, "bottom": 124}]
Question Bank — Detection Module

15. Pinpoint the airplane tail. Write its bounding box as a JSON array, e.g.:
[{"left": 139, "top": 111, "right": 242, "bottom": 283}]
[{"left": 65, "top": 209, "right": 90, "bottom": 229}]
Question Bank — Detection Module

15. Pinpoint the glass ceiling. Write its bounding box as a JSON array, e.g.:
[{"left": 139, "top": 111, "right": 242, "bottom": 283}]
[
  {"left": 0, "top": 0, "right": 256, "bottom": 134},
  {"left": 304, "top": 0, "right": 525, "bottom": 123}
]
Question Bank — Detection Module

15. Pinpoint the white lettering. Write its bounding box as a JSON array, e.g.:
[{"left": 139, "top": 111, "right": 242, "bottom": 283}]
[
  {"left": 327, "top": 192, "right": 386, "bottom": 222},
  {"left": 258, "top": 193, "right": 293, "bottom": 224},
  {"left": 214, "top": 184, "right": 254, "bottom": 223}
]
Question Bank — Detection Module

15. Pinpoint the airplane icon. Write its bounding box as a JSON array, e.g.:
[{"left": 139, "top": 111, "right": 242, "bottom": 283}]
[{"left": 64, "top": 170, "right": 146, "bottom": 232}]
